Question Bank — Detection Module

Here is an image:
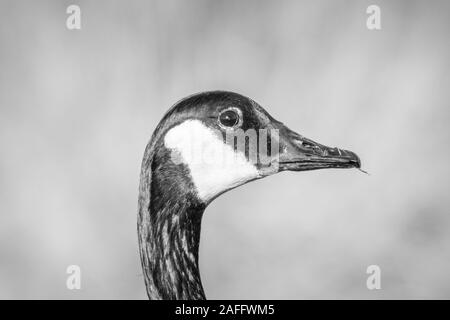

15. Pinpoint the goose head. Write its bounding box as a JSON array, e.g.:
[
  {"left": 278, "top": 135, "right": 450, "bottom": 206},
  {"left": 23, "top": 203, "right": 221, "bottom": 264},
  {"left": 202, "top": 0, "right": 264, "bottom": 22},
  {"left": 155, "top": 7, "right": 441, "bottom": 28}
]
[{"left": 147, "top": 91, "right": 360, "bottom": 203}]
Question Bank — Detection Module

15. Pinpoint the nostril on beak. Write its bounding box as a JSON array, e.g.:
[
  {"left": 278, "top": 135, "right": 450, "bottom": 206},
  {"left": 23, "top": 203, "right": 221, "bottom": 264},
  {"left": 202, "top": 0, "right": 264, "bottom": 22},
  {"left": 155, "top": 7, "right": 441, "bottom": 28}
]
[{"left": 302, "top": 140, "right": 315, "bottom": 149}]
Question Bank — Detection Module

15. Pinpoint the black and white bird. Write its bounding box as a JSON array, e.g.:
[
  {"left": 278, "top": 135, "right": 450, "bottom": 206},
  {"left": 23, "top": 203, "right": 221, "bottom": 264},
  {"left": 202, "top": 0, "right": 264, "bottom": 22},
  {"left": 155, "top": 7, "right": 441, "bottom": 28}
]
[{"left": 138, "top": 91, "right": 361, "bottom": 300}]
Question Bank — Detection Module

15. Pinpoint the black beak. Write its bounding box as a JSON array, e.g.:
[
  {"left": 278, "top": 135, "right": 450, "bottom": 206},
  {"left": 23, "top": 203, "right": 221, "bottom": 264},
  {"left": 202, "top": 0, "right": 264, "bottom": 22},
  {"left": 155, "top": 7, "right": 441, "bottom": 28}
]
[{"left": 277, "top": 125, "right": 361, "bottom": 172}]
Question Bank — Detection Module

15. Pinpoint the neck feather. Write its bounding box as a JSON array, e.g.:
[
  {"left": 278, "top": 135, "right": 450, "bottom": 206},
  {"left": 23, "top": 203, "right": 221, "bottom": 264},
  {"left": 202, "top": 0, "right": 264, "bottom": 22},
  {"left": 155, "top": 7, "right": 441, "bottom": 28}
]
[{"left": 138, "top": 149, "right": 207, "bottom": 300}]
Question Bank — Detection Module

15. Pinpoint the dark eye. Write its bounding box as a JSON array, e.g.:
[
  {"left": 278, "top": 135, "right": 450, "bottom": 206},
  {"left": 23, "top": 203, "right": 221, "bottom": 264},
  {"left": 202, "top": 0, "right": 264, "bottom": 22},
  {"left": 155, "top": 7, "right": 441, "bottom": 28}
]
[{"left": 218, "top": 109, "right": 240, "bottom": 128}]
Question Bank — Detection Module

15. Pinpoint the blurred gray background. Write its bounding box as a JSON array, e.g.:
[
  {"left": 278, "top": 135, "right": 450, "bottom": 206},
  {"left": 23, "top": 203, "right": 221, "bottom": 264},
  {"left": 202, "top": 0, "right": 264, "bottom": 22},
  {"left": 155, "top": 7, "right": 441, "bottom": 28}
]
[{"left": 1, "top": 0, "right": 449, "bottom": 299}]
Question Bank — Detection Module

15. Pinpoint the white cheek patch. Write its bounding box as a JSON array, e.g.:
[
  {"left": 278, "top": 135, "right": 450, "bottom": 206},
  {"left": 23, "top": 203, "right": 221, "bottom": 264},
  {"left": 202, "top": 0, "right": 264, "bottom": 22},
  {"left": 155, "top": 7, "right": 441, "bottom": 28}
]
[{"left": 164, "top": 120, "right": 259, "bottom": 202}]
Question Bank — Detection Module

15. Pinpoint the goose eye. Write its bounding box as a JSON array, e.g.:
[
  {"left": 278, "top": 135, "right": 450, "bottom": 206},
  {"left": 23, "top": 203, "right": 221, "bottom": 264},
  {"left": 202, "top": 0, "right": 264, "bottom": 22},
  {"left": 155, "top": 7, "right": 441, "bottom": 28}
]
[{"left": 218, "top": 109, "right": 240, "bottom": 128}]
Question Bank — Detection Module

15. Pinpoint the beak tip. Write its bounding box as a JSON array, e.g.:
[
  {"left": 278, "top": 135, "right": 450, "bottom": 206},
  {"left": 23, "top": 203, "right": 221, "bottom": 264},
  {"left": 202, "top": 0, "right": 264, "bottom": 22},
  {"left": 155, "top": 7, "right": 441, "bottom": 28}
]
[
  {"left": 345, "top": 150, "right": 361, "bottom": 169},
  {"left": 335, "top": 148, "right": 361, "bottom": 169},
  {"left": 352, "top": 152, "right": 361, "bottom": 169}
]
